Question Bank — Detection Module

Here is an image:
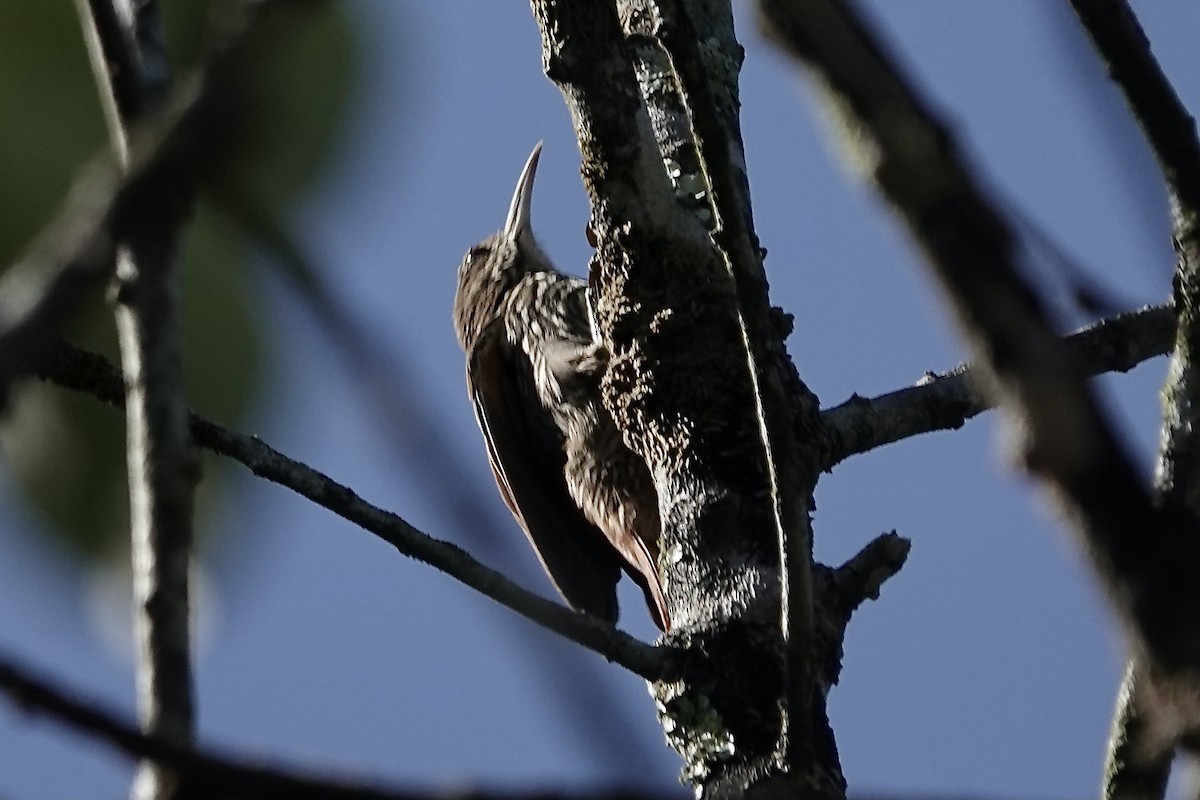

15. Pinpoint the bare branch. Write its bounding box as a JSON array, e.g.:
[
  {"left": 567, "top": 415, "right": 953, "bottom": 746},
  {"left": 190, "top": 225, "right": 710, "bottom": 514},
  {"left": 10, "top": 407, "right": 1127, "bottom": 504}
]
[
  {"left": 77, "top": 0, "right": 170, "bottom": 158},
  {"left": 822, "top": 303, "right": 1174, "bottom": 469},
  {"left": 0, "top": 173, "right": 118, "bottom": 407},
  {"left": 0, "top": 649, "right": 686, "bottom": 800},
  {"left": 827, "top": 532, "right": 910, "bottom": 617},
  {"left": 34, "top": 341, "right": 677, "bottom": 683},
  {"left": 76, "top": 2, "right": 195, "bottom": 797},
  {"left": 1068, "top": 0, "right": 1200, "bottom": 516},
  {"left": 811, "top": 531, "right": 910, "bottom": 692}
]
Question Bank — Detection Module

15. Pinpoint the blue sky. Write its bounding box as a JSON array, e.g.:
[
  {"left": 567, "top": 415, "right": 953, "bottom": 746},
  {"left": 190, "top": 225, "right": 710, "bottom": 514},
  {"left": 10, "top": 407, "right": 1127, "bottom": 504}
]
[{"left": 1, "top": 2, "right": 1198, "bottom": 797}]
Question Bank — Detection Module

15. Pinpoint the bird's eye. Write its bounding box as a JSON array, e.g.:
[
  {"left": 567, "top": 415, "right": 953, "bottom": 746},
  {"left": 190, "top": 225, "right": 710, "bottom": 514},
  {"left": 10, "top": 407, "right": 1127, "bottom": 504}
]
[{"left": 467, "top": 245, "right": 490, "bottom": 264}]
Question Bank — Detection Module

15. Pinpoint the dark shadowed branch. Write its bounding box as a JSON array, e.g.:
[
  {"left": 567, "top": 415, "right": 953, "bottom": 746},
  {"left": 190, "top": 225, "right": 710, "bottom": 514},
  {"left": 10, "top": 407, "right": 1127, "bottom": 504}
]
[
  {"left": 0, "top": 169, "right": 119, "bottom": 406},
  {"left": 1067, "top": 1, "right": 1200, "bottom": 795},
  {"left": 78, "top": 0, "right": 171, "bottom": 160},
  {"left": 1069, "top": 0, "right": 1200, "bottom": 522},
  {"left": 0, "top": 643, "right": 1073, "bottom": 800},
  {"left": 0, "top": 0, "right": 176, "bottom": 407},
  {"left": 1101, "top": 662, "right": 1174, "bottom": 800},
  {"left": 757, "top": 0, "right": 1200, "bottom": 697},
  {"left": 822, "top": 532, "right": 910, "bottom": 624},
  {"left": 811, "top": 531, "right": 910, "bottom": 693},
  {"left": 1067, "top": 0, "right": 1200, "bottom": 239},
  {"left": 0, "top": 649, "right": 687, "bottom": 800}
]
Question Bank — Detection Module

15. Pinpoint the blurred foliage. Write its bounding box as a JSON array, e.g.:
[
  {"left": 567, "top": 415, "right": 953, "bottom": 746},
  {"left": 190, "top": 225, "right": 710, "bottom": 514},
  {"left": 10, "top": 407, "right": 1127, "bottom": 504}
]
[{"left": 0, "top": 1, "right": 360, "bottom": 560}]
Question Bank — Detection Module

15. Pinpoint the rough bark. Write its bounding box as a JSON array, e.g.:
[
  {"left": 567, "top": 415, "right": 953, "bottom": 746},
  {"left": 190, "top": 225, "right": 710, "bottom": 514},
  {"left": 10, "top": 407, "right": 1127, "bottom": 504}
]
[{"left": 529, "top": 3, "right": 872, "bottom": 797}]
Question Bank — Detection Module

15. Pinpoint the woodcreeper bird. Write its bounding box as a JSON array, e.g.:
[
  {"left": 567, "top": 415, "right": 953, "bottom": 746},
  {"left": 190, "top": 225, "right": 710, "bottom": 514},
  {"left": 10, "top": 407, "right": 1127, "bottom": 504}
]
[{"left": 453, "top": 143, "right": 669, "bottom": 631}]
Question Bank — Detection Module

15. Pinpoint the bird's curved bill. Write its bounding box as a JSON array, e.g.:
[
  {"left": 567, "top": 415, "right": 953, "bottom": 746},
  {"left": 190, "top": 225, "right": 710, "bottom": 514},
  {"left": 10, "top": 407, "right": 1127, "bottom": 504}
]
[{"left": 503, "top": 141, "right": 543, "bottom": 241}]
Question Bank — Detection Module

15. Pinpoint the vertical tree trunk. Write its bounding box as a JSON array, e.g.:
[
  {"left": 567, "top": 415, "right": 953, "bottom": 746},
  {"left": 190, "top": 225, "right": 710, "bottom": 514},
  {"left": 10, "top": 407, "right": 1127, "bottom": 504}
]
[{"left": 531, "top": 3, "right": 849, "bottom": 796}]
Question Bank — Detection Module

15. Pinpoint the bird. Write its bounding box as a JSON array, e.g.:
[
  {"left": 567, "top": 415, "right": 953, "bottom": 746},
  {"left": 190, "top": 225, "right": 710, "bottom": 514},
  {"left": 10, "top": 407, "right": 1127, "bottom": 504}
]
[{"left": 452, "top": 142, "right": 670, "bottom": 631}]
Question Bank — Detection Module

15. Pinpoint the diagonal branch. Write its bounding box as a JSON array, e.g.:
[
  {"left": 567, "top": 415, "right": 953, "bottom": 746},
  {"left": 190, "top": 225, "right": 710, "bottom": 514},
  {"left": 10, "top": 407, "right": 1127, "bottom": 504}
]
[
  {"left": 78, "top": 0, "right": 171, "bottom": 159},
  {"left": 0, "top": 2, "right": 167, "bottom": 426},
  {"left": 0, "top": 0, "right": 253, "bottom": 405},
  {"left": 758, "top": 0, "right": 1200, "bottom": 683},
  {"left": 210, "top": 189, "right": 666, "bottom": 773},
  {"left": 0, "top": 649, "right": 686, "bottom": 800},
  {"left": 0, "top": 171, "right": 118, "bottom": 407},
  {"left": 1067, "top": 2, "right": 1200, "bottom": 795},
  {"left": 35, "top": 342, "right": 676, "bottom": 683},
  {"left": 1068, "top": 0, "right": 1200, "bottom": 517},
  {"left": 1067, "top": 0, "right": 1200, "bottom": 241},
  {"left": 0, "top": 642, "right": 1082, "bottom": 800}
]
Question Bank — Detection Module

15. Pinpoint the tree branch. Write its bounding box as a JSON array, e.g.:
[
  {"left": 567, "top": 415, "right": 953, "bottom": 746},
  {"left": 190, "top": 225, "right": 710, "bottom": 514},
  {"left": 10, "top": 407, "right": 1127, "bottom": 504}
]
[
  {"left": 650, "top": 0, "right": 822, "bottom": 768},
  {"left": 825, "top": 532, "right": 910, "bottom": 619},
  {"left": 757, "top": 0, "right": 1200, "bottom": 685},
  {"left": 0, "top": 0, "right": 253, "bottom": 405},
  {"left": 1101, "top": 664, "right": 1174, "bottom": 800},
  {"left": 34, "top": 341, "right": 676, "bottom": 683},
  {"left": 0, "top": 643, "right": 1085, "bottom": 800},
  {"left": 531, "top": 2, "right": 842, "bottom": 794},
  {"left": 0, "top": 649, "right": 686, "bottom": 800},
  {"left": 1067, "top": 0, "right": 1200, "bottom": 248},
  {"left": 0, "top": 0, "right": 212, "bottom": 408},
  {"left": 0, "top": 169, "right": 118, "bottom": 406},
  {"left": 77, "top": 0, "right": 171, "bottom": 160},
  {"left": 821, "top": 303, "right": 1174, "bottom": 469},
  {"left": 1067, "top": 2, "right": 1200, "bottom": 794},
  {"left": 76, "top": 2, "right": 194, "bottom": 797},
  {"left": 812, "top": 531, "right": 910, "bottom": 693},
  {"left": 1068, "top": 0, "right": 1200, "bottom": 519}
]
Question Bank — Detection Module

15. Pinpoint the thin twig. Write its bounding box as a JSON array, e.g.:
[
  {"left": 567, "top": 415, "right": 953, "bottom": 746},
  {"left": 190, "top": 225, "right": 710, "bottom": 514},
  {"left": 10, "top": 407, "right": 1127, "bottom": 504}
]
[
  {"left": 0, "top": 28, "right": 240, "bottom": 408},
  {"left": 209, "top": 186, "right": 667, "bottom": 770},
  {"left": 35, "top": 342, "right": 676, "bottom": 683},
  {"left": 0, "top": 172, "right": 118, "bottom": 406}
]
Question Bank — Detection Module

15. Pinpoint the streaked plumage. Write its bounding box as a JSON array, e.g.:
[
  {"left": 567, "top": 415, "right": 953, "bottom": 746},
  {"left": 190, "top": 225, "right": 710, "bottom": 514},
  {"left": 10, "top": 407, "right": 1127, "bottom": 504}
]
[{"left": 453, "top": 143, "right": 669, "bottom": 630}]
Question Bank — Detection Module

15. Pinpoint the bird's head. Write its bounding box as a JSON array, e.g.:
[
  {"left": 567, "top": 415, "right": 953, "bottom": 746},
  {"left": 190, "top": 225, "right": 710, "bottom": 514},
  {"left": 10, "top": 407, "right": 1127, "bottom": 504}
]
[{"left": 453, "top": 142, "right": 555, "bottom": 351}]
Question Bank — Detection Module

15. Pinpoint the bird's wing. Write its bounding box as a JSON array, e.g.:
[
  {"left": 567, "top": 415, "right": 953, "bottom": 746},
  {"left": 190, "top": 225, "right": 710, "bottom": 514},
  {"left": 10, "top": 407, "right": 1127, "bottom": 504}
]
[
  {"left": 617, "top": 519, "right": 670, "bottom": 633},
  {"left": 468, "top": 320, "right": 623, "bottom": 622}
]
